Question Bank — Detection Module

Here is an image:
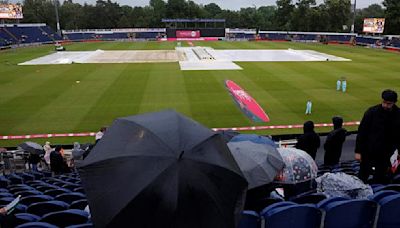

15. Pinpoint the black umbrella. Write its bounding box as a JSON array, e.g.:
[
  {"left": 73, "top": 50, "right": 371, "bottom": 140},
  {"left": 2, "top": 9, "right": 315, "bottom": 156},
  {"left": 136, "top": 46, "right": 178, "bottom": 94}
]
[
  {"left": 18, "top": 141, "right": 44, "bottom": 155},
  {"left": 78, "top": 110, "right": 248, "bottom": 228}
]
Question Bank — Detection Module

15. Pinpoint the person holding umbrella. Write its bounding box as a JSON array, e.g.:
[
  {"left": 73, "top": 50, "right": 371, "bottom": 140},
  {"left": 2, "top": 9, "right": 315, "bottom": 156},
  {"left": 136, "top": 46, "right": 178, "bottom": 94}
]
[
  {"left": 18, "top": 142, "right": 44, "bottom": 171},
  {"left": 78, "top": 110, "right": 248, "bottom": 228}
]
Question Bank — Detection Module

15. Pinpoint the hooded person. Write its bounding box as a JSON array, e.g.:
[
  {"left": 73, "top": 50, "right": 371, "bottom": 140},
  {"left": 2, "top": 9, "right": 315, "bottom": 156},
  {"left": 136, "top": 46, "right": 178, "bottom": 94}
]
[
  {"left": 296, "top": 121, "right": 321, "bottom": 160},
  {"left": 355, "top": 89, "right": 400, "bottom": 184},
  {"left": 323, "top": 116, "right": 349, "bottom": 166},
  {"left": 71, "top": 142, "right": 85, "bottom": 160}
]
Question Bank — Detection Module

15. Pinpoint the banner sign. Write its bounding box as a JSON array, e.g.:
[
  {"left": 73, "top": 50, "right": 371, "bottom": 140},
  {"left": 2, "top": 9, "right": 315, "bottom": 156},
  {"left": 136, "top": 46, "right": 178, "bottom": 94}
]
[{"left": 176, "top": 30, "right": 200, "bottom": 38}]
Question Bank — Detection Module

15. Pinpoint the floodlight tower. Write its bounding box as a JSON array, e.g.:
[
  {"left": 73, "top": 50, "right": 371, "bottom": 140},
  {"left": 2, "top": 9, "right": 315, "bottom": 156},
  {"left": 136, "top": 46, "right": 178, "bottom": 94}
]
[
  {"left": 54, "top": 0, "right": 61, "bottom": 36},
  {"left": 351, "top": 0, "right": 357, "bottom": 33}
]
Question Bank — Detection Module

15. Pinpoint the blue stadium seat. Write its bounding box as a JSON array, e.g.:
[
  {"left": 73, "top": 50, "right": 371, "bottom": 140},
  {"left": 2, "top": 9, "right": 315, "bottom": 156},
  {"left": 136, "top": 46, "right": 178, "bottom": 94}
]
[
  {"left": 378, "top": 184, "right": 400, "bottom": 192},
  {"left": 69, "top": 199, "right": 88, "bottom": 210},
  {"left": 0, "top": 176, "right": 10, "bottom": 188},
  {"left": 44, "top": 188, "right": 71, "bottom": 197},
  {"left": 20, "top": 194, "right": 54, "bottom": 206},
  {"left": 27, "top": 200, "right": 70, "bottom": 216},
  {"left": 238, "top": 210, "right": 260, "bottom": 228},
  {"left": 40, "top": 209, "right": 90, "bottom": 227},
  {"left": 19, "top": 173, "right": 36, "bottom": 182},
  {"left": 9, "top": 186, "right": 36, "bottom": 194},
  {"left": 0, "top": 196, "right": 16, "bottom": 205},
  {"left": 54, "top": 192, "right": 86, "bottom": 204},
  {"left": 14, "top": 190, "right": 44, "bottom": 197},
  {"left": 0, "top": 192, "right": 14, "bottom": 198},
  {"left": 369, "top": 190, "right": 399, "bottom": 202},
  {"left": 65, "top": 223, "right": 94, "bottom": 228},
  {"left": 316, "top": 196, "right": 350, "bottom": 208},
  {"left": 15, "top": 222, "right": 58, "bottom": 228},
  {"left": 10, "top": 213, "right": 41, "bottom": 227},
  {"left": 0, "top": 188, "right": 9, "bottom": 192},
  {"left": 260, "top": 201, "right": 296, "bottom": 214},
  {"left": 35, "top": 185, "right": 57, "bottom": 192},
  {"left": 319, "top": 199, "right": 377, "bottom": 228},
  {"left": 290, "top": 193, "right": 327, "bottom": 204},
  {"left": 261, "top": 204, "right": 322, "bottom": 228},
  {"left": 376, "top": 194, "right": 400, "bottom": 228},
  {"left": 8, "top": 174, "right": 24, "bottom": 184}
]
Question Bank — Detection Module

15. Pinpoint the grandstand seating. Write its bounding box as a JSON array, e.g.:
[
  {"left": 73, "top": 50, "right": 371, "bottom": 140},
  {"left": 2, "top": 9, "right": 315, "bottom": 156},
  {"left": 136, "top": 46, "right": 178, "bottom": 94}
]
[
  {"left": 319, "top": 199, "right": 377, "bottom": 228},
  {"left": 0, "top": 162, "right": 400, "bottom": 227},
  {"left": 376, "top": 194, "right": 400, "bottom": 228}
]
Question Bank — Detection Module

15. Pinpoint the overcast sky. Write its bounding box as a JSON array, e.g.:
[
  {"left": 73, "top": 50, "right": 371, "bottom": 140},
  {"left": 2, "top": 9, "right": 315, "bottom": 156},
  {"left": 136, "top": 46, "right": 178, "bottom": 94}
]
[{"left": 10, "top": 0, "right": 384, "bottom": 10}]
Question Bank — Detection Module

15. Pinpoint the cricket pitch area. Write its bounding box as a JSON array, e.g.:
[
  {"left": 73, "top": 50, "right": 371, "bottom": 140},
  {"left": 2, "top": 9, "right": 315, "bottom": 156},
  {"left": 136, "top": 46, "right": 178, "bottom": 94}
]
[{"left": 19, "top": 47, "right": 350, "bottom": 70}]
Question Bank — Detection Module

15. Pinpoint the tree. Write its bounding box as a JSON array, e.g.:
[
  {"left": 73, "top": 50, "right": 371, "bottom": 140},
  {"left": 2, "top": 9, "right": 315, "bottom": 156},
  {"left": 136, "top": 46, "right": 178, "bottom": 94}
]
[
  {"left": 383, "top": 0, "right": 400, "bottom": 34},
  {"left": 204, "top": 3, "right": 222, "bottom": 18},
  {"left": 275, "top": 0, "right": 295, "bottom": 30},
  {"left": 149, "top": 0, "right": 166, "bottom": 27},
  {"left": 60, "top": 0, "right": 84, "bottom": 30},
  {"left": 166, "top": 0, "right": 187, "bottom": 18},
  {"left": 257, "top": 6, "right": 277, "bottom": 30},
  {"left": 323, "top": 0, "right": 351, "bottom": 32},
  {"left": 291, "top": 0, "right": 316, "bottom": 31}
]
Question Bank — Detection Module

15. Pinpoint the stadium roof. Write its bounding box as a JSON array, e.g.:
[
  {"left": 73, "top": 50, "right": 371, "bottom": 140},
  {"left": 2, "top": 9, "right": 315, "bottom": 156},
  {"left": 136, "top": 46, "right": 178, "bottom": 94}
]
[{"left": 162, "top": 19, "right": 225, "bottom": 23}]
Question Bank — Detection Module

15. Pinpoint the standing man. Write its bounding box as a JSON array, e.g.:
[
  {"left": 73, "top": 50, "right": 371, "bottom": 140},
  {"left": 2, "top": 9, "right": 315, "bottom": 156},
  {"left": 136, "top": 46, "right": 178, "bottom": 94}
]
[
  {"left": 324, "top": 116, "right": 348, "bottom": 166},
  {"left": 305, "top": 100, "right": 312, "bottom": 115},
  {"left": 336, "top": 79, "right": 341, "bottom": 91},
  {"left": 342, "top": 78, "right": 347, "bottom": 92},
  {"left": 355, "top": 89, "right": 400, "bottom": 184}
]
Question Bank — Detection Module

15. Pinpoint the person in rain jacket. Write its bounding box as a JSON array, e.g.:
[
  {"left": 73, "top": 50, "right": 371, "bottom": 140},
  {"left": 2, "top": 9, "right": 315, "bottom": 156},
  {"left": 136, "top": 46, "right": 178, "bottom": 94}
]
[
  {"left": 296, "top": 121, "right": 320, "bottom": 160},
  {"left": 355, "top": 89, "right": 400, "bottom": 184},
  {"left": 324, "top": 116, "right": 348, "bottom": 166},
  {"left": 50, "top": 146, "right": 69, "bottom": 175}
]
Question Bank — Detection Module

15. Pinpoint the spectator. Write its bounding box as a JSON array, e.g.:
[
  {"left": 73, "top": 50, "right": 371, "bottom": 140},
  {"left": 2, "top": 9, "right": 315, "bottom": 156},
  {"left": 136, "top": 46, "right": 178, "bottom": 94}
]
[
  {"left": 324, "top": 116, "right": 349, "bottom": 166},
  {"left": 355, "top": 89, "right": 400, "bottom": 184},
  {"left": 28, "top": 153, "right": 41, "bottom": 172},
  {"left": 50, "top": 145, "right": 69, "bottom": 175},
  {"left": 95, "top": 127, "right": 107, "bottom": 143},
  {"left": 296, "top": 121, "right": 320, "bottom": 160},
  {"left": 43, "top": 141, "right": 52, "bottom": 166},
  {"left": 70, "top": 142, "right": 85, "bottom": 169}
]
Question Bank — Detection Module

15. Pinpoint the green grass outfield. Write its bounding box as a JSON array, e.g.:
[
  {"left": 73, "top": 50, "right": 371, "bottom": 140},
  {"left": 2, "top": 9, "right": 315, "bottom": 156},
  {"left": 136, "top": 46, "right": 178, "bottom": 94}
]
[{"left": 0, "top": 41, "right": 399, "bottom": 147}]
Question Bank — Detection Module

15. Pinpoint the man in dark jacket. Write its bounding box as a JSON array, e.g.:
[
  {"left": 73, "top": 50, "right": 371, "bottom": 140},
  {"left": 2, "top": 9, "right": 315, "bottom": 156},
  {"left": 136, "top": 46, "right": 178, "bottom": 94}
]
[
  {"left": 324, "top": 116, "right": 348, "bottom": 166},
  {"left": 296, "top": 121, "right": 321, "bottom": 160},
  {"left": 355, "top": 89, "right": 400, "bottom": 184},
  {"left": 50, "top": 146, "right": 69, "bottom": 175}
]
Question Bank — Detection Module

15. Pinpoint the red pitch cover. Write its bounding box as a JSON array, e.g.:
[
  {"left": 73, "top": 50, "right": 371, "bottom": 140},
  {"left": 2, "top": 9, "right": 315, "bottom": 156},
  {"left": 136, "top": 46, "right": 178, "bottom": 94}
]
[{"left": 225, "top": 80, "right": 270, "bottom": 122}]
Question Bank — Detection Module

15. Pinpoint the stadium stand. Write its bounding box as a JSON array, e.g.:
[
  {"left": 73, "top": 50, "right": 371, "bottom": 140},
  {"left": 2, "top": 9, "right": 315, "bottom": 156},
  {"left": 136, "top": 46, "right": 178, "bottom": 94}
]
[{"left": 0, "top": 167, "right": 399, "bottom": 227}]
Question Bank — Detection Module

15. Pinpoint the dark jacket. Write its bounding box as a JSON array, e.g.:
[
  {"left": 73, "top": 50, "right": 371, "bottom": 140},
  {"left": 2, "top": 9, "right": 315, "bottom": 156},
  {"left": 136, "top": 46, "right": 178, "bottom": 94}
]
[
  {"left": 296, "top": 121, "right": 321, "bottom": 159},
  {"left": 50, "top": 150, "right": 68, "bottom": 174},
  {"left": 356, "top": 104, "right": 400, "bottom": 164},
  {"left": 324, "top": 117, "right": 348, "bottom": 166}
]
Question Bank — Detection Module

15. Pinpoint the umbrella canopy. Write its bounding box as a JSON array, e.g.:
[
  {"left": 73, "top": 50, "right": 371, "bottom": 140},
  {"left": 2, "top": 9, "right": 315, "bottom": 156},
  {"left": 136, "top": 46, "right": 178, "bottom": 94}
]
[
  {"left": 78, "top": 110, "right": 248, "bottom": 228},
  {"left": 18, "top": 142, "right": 44, "bottom": 155},
  {"left": 227, "top": 141, "right": 284, "bottom": 189},
  {"left": 316, "top": 172, "right": 373, "bottom": 199},
  {"left": 274, "top": 147, "right": 318, "bottom": 184},
  {"left": 216, "top": 130, "right": 240, "bottom": 143},
  {"left": 230, "top": 134, "right": 277, "bottom": 148}
]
